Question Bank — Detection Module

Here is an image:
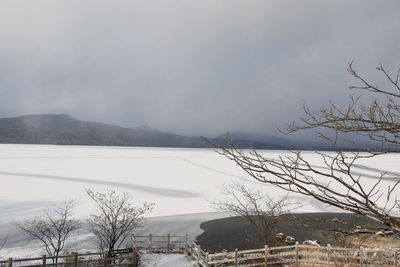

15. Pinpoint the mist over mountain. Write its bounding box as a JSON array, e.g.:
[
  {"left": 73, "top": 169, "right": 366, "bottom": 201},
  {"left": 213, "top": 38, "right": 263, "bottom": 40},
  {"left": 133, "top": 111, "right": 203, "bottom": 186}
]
[
  {"left": 0, "top": 114, "right": 286, "bottom": 149},
  {"left": 0, "top": 114, "right": 370, "bottom": 150},
  {"left": 215, "top": 131, "right": 335, "bottom": 150}
]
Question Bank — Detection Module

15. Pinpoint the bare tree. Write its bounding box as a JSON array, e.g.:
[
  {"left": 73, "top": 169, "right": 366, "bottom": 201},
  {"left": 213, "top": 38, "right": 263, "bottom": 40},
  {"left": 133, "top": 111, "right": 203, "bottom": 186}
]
[
  {"left": 211, "top": 63, "right": 400, "bottom": 236},
  {"left": 15, "top": 200, "right": 79, "bottom": 261},
  {"left": 214, "top": 183, "right": 300, "bottom": 246},
  {"left": 0, "top": 236, "right": 6, "bottom": 256},
  {"left": 86, "top": 188, "right": 154, "bottom": 251}
]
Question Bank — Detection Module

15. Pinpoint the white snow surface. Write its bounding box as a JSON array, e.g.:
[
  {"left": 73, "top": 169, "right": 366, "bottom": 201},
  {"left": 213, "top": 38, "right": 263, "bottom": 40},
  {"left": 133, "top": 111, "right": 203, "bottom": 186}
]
[
  {"left": 0, "top": 144, "right": 399, "bottom": 257},
  {"left": 0, "top": 144, "right": 353, "bottom": 220},
  {"left": 0, "top": 212, "right": 228, "bottom": 259},
  {"left": 138, "top": 212, "right": 232, "bottom": 240},
  {"left": 140, "top": 252, "right": 194, "bottom": 267}
]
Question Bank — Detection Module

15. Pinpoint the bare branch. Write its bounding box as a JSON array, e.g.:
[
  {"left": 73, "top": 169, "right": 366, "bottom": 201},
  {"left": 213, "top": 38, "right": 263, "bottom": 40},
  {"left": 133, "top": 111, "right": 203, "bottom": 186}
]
[
  {"left": 210, "top": 63, "right": 400, "bottom": 237},
  {"left": 214, "top": 182, "right": 301, "bottom": 246},
  {"left": 15, "top": 200, "right": 79, "bottom": 261},
  {"left": 86, "top": 188, "right": 154, "bottom": 251}
]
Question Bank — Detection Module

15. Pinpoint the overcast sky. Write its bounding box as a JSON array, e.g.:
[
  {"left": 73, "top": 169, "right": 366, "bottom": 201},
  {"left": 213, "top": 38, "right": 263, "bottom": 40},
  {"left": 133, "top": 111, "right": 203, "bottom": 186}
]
[{"left": 0, "top": 1, "right": 399, "bottom": 137}]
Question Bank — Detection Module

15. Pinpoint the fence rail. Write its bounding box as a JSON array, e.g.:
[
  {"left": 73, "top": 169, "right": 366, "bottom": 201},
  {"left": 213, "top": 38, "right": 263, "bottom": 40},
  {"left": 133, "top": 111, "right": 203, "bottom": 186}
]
[
  {"left": 204, "top": 243, "right": 399, "bottom": 267},
  {"left": 0, "top": 248, "right": 138, "bottom": 267},
  {"left": 131, "top": 234, "right": 188, "bottom": 254},
  {"left": 134, "top": 234, "right": 400, "bottom": 267},
  {"left": 3, "top": 234, "right": 400, "bottom": 267}
]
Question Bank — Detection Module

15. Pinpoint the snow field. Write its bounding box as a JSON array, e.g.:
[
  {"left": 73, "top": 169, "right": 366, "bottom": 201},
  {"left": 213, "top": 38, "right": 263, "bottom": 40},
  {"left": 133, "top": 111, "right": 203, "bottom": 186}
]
[
  {"left": 0, "top": 144, "right": 333, "bottom": 221},
  {"left": 1, "top": 144, "right": 399, "bottom": 220},
  {"left": 0, "top": 144, "right": 399, "bottom": 258}
]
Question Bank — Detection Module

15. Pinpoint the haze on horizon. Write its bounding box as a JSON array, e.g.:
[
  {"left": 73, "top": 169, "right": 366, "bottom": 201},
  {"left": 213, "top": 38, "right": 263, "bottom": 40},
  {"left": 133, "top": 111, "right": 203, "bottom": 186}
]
[{"left": 0, "top": 1, "right": 399, "bottom": 139}]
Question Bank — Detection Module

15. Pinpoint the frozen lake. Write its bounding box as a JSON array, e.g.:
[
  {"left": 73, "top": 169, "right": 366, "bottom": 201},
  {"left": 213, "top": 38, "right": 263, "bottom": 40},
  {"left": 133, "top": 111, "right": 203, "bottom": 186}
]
[
  {"left": 1, "top": 144, "right": 399, "bottom": 221},
  {"left": 0, "top": 144, "right": 399, "bottom": 256}
]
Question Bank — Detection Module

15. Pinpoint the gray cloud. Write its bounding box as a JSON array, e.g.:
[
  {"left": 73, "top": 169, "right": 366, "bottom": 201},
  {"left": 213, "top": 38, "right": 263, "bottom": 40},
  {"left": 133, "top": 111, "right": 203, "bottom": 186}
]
[{"left": 0, "top": 0, "right": 399, "bottom": 137}]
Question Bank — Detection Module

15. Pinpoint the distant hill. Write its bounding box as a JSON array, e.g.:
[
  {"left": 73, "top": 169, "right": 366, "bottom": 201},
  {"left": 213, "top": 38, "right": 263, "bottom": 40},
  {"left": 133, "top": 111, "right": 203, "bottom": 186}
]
[
  {"left": 0, "top": 114, "right": 286, "bottom": 149},
  {"left": 216, "top": 131, "right": 335, "bottom": 150}
]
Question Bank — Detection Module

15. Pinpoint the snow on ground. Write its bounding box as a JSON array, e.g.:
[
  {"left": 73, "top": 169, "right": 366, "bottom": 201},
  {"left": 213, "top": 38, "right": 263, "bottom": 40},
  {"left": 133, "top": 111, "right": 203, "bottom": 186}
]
[
  {"left": 140, "top": 252, "right": 194, "bottom": 267},
  {"left": 0, "top": 211, "right": 230, "bottom": 258},
  {"left": 0, "top": 144, "right": 377, "bottom": 219},
  {"left": 138, "top": 212, "right": 232, "bottom": 240},
  {"left": 0, "top": 144, "right": 399, "bottom": 257}
]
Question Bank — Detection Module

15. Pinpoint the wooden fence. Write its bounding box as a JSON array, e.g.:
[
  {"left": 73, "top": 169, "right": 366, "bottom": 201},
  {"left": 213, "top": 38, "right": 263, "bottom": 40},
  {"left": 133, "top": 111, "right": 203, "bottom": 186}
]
[
  {"left": 0, "top": 248, "right": 138, "bottom": 267},
  {"left": 202, "top": 243, "right": 400, "bottom": 267},
  {"left": 131, "top": 234, "right": 188, "bottom": 254},
  {"left": 133, "top": 234, "right": 400, "bottom": 267},
  {"left": 2, "top": 234, "right": 400, "bottom": 267}
]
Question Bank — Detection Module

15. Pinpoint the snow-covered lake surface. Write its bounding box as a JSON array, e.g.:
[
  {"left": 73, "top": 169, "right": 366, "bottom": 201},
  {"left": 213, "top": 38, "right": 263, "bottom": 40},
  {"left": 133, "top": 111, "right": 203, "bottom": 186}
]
[
  {"left": 0, "top": 144, "right": 340, "bottom": 220},
  {"left": 0, "top": 144, "right": 399, "bottom": 257}
]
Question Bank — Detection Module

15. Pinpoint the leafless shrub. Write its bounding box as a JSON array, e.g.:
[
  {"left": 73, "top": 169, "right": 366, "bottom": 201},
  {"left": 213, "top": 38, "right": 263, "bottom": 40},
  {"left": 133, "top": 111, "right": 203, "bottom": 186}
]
[
  {"left": 0, "top": 236, "right": 6, "bottom": 258},
  {"left": 214, "top": 182, "right": 300, "bottom": 246},
  {"left": 86, "top": 188, "right": 154, "bottom": 251},
  {"left": 15, "top": 200, "right": 79, "bottom": 261}
]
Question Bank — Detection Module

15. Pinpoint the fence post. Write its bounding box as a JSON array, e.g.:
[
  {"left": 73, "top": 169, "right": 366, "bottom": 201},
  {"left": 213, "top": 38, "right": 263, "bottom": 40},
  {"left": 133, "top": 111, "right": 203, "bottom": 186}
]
[
  {"left": 149, "top": 234, "right": 153, "bottom": 253},
  {"left": 104, "top": 250, "right": 109, "bottom": 267},
  {"left": 205, "top": 252, "right": 209, "bottom": 267},
  {"left": 185, "top": 234, "right": 188, "bottom": 253},
  {"left": 73, "top": 252, "right": 78, "bottom": 267},
  {"left": 132, "top": 248, "right": 138, "bottom": 267},
  {"left": 235, "top": 248, "right": 238, "bottom": 267},
  {"left": 295, "top": 242, "right": 299, "bottom": 267},
  {"left": 42, "top": 255, "right": 46, "bottom": 267},
  {"left": 265, "top": 245, "right": 269, "bottom": 267},
  {"left": 395, "top": 249, "right": 399, "bottom": 267},
  {"left": 131, "top": 234, "right": 136, "bottom": 248},
  {"left": 360, "top": 248, "right": 363, "bottom": 267},
  {"left": 189, "top": 241, "right": 193, "bottom": 256},
  {"left": 8, "top": 258, "right": 12, "bottom": 267},
  {"left": 167, "top": 234, "right": 171, "bottom": 254},
  {"left": 327, "top": 244, "right": 331, "bottom": 266},
  {"left": 192, "top": 242, "right": 196, "bottom": 258},
  {"left": 196, "top": 244, "right": 201, "bottom": 266}
]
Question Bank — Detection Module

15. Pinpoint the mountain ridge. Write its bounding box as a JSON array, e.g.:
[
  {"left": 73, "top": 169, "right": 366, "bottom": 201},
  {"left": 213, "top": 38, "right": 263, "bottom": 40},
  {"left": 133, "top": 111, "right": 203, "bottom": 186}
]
[{"left": 0, "top": 114, "right": 289, "bottom": 149}]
